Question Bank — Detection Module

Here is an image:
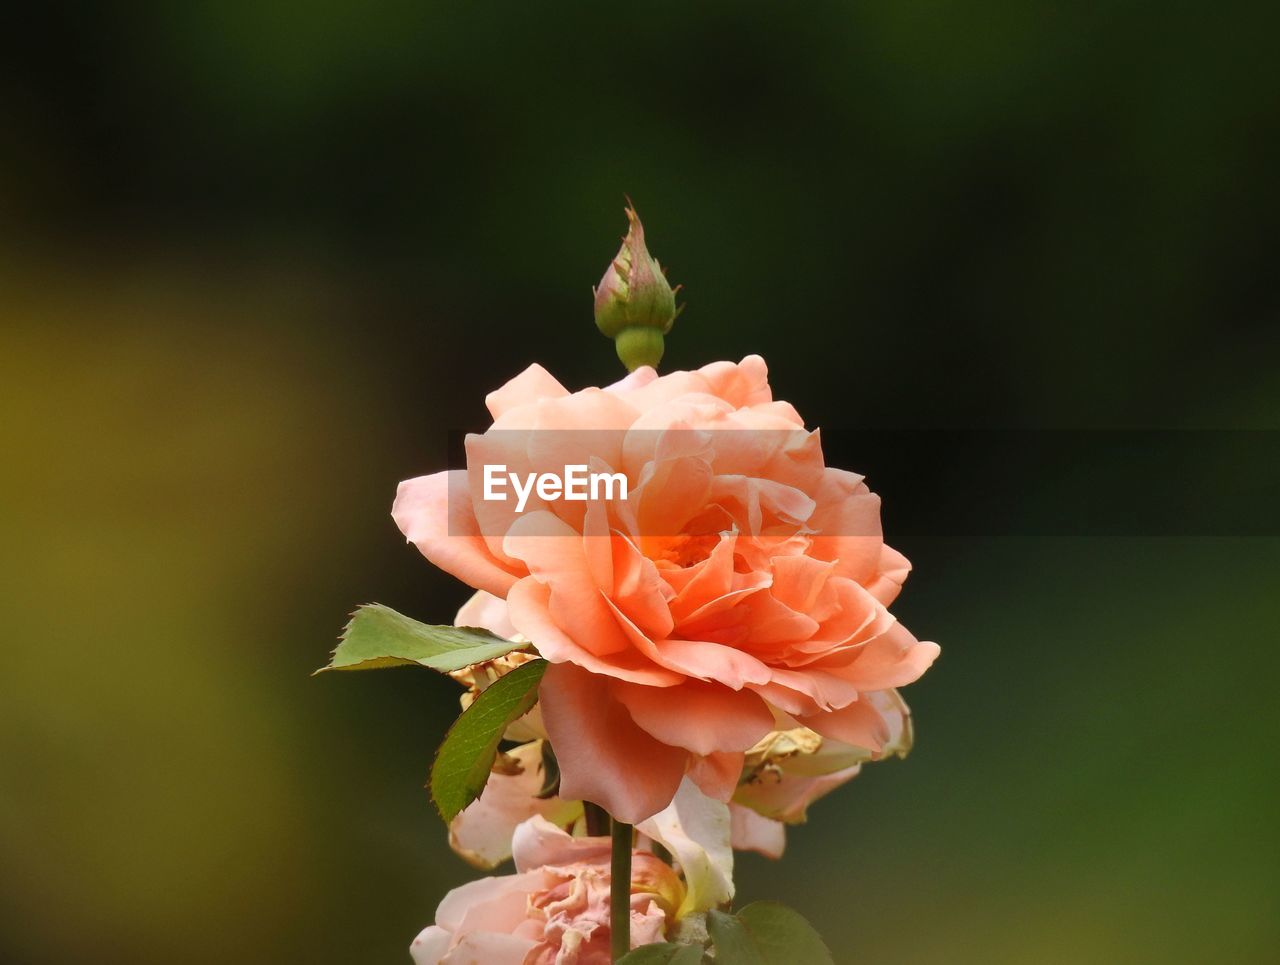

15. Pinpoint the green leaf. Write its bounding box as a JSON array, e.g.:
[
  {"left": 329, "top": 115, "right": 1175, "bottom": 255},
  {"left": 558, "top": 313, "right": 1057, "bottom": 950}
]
[
  {"left": 707, "top": 911, "right": 766, "bottom": 965},
  {"left": 615, "top": 942, "right": 705, "bottom": 964},
  {"left": 319, "top": 603, "right": 527, "bottom": 674},
  {"left": 430, "top": 658, "right": 547, "bottom": 822},
  {"left": 708, "top": 902, "right": 833, "bottom": 965}
]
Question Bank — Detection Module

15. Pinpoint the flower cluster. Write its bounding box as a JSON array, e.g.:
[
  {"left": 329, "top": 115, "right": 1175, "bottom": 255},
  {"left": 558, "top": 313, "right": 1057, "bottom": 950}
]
[{"left": 385, "top": 355, "right": 938, "bottom": 959}]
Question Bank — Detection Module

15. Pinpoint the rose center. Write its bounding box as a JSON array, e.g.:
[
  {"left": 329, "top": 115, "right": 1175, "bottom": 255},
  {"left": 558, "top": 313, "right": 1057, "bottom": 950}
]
[{"left": 650, "top": 531, "right": 719, "bottom": 568}]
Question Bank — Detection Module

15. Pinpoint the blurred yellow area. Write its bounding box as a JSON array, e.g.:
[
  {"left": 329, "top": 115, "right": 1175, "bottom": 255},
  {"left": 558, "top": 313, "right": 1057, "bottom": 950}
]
[{"left": 0, "top": 254, "right": 448, "bottom": 962}]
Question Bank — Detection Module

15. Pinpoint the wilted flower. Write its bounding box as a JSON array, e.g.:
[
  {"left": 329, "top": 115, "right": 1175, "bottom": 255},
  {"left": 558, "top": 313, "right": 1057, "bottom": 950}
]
[{"left": 410, "top": 816, "right": 688, "bottom": 964}]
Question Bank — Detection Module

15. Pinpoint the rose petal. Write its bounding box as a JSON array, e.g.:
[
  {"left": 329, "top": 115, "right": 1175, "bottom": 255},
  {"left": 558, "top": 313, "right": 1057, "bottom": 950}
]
[
  {"left": 685, "top": 751, "right": 743, "bottom": 802},
  {"left": 539, "top": 662, "right": 688, "bottom": 823},
  {"left": 841, "top": 623, "right": 941, "bottom": 691},
  {"left": 449, "top": 743, "right": 583, "bottom": 869},
  {"left": 801, "top": 698, "right": 891, "bottom": 752},
  {"left": 409, "top": 925, "right": 453, "bottom": 965},
  {"left": 434, "top": 873, "right": 545, "bottom": 933},
  {"left": 454, "top": 590, "right": 518, "bottom": 639},
  {"left": 613, "top": 679, "right": 774, "bottom": 755},
  {"left": 444, "top": 931, "right": 538, "bottom": 965},
  {"left": 729, "top": 804, "right": 787, "bottom": 859},
  {"left": 484, "top": 363, "right": 569, "bottom": 420},
  {"left": 735, "top": 765, "right": 863, "bottom": 824},
  {"left": 392, "top": 471, "right": 523, "bottom": 597},
  {"left": 637, "top": 779, "right": 735, "bottom": 916},
  {"left": 511, "top": 814, "right": 611, "bottom": 872},
  {"left": 503, "top": 511, "right": 632, "bottom": 656},
  {"left": 507, "top": 578, "right": 681, "bottom": 686}
]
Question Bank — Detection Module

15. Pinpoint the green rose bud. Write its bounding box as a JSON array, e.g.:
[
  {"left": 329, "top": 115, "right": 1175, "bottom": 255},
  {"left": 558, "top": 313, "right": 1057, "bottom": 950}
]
[{"left": 593, "top": 202, "right": 682, "bottom": 371}]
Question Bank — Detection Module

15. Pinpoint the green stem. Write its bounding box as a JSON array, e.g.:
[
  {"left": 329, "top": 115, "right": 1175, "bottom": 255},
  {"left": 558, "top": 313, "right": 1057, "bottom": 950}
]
[{"left": 610, "top": 817, "right": 633, "bottom": 962}]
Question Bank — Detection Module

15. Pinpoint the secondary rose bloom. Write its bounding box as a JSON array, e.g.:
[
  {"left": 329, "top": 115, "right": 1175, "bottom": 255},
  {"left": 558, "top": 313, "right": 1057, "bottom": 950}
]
[
  {"left": 411, "top": 817, "right": 684, "bottom": 965},
  {"left": 394, "top": 356, "right": 939, "bottom": 822}
]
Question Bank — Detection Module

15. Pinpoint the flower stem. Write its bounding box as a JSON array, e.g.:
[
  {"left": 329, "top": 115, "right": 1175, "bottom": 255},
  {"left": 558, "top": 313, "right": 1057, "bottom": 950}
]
[{"left": 610, "top": 817, "right": 633, "bottom": 962}]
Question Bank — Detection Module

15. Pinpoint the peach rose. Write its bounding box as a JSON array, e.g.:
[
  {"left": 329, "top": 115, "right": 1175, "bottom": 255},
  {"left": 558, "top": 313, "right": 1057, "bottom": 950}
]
[
  {"left": 411, "top": 816, "right": 683, "bottom": 965},
  {"left": 394, "top": 356, "right": 939, "bottom": 822}
]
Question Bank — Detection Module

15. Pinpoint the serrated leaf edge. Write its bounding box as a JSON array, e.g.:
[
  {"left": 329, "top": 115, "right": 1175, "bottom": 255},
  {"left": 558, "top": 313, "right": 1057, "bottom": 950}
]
[{"left": 428, "top": 658, "right": 548, "bottom": 823}]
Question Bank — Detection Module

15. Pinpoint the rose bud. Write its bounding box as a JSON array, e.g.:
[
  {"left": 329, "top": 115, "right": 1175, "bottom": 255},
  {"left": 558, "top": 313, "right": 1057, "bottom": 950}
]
[{"left": 594, "top": 202, "right": 681, "bottom": 371}]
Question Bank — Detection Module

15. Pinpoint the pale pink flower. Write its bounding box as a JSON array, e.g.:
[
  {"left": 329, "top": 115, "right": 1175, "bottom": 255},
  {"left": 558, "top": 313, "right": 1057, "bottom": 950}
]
[{"left": 410, "top": 817, "right": 682, "bottom": 965}]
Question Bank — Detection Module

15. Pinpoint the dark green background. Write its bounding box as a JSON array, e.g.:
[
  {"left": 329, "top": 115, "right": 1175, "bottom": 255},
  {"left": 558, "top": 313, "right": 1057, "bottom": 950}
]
[{"left": 3, "top": 3, "right": 1277, "bottom": 963}]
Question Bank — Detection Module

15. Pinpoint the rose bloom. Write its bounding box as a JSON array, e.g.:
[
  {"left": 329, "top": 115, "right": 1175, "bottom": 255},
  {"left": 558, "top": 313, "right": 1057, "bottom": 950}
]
[
  {"left": 411, "top": 816, "right": 685, "bottom": 965},
  {"left": 394, "top": 356, "right": 939, "bottom": 822}
]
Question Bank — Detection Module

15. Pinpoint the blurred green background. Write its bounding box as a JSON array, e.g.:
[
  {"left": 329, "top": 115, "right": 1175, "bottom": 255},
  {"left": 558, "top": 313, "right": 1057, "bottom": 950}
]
[{"left": 2, "top": 3, "right": 1278, "bottom": 963}]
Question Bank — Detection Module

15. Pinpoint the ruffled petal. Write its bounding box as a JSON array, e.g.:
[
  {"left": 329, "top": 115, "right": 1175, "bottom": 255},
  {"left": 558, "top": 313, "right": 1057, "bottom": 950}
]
[
  {"left": 392, "top": 471, "right": 523, "bottom": 597},
  {"left": 801, "top": 698, "right": 891, "bottom": 752},
  {"left": 511, "top": 814, "right": 611, "bottom": 872},
  {"left": 685, "top": 751, "right": 744, "bottom": 802},
  {"left": 637, "top": 779, "right": 734, "bottom": 916},
  {"left": 735, "top": 764, "right": 863, "bottom": 824},
  {"left": 642, "top": 638, "right": 774, "bottom": 690},
  {"left": 449, "top": 743, "right": 583, "bottom": 869},
  {"left": 539, "top": 662, "right": 688, "bottom": 823},
  {"left": 484, "top": 363, "right": 569, "bottom": 420},
  {"left": 841, "top": 623, "right": 940, "bottom": 691},
  {"left": 443, "top": 931, "right": 538, "bottom": 964},
  {"left": 507, "top": 578, "right": 682, "bottom": 686},
  {"left": 729, "top": 804, "right": 787, "bottom": 859},
  {"left": 454, "top": 590, "right": 518, "bottom": 639},
  {"left": 698, "top": 355, "right": 774, "bottom": 408},
  {"left": 409, "top": 926, "right": 452, "bottom": 965},
  {"left": 503, "top": 511, "right": 632, "bottom": 656},
  {"left": 613, "top": 679, "right": 774, "bottom": 755},
  {"left": 434, "top": 873, "right": 545, "bottom": 933}
]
